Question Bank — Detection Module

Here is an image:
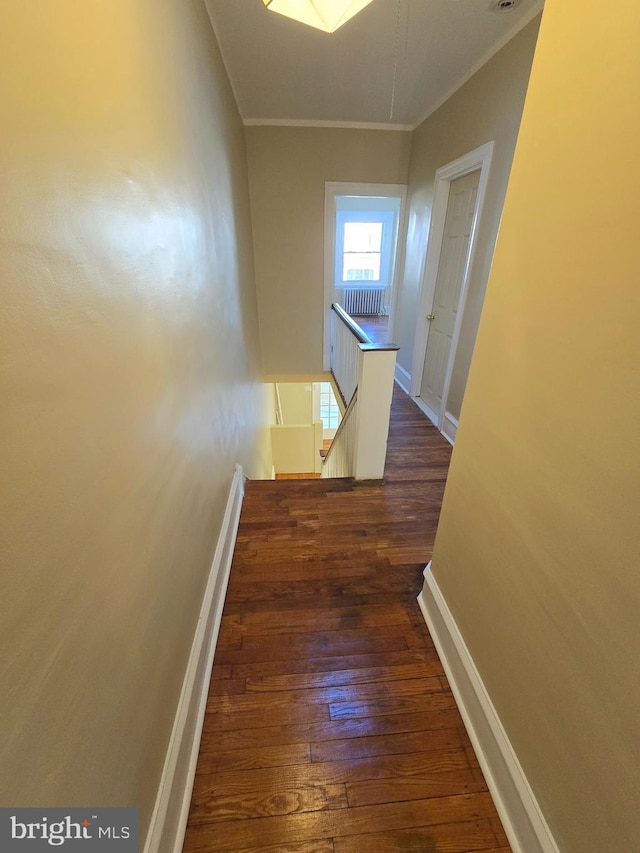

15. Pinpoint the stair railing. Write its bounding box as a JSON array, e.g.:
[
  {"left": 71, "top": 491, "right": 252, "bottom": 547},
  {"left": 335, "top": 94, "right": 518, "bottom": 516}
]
[
  {"left": 330, "top": 303, "right": 369, "bottom": 407},
  {"left": 321, "top": 391, "right": 358, "bottom": 479},
  {"left": 324, "top": 303, "right": 399, "bottom": 481}
]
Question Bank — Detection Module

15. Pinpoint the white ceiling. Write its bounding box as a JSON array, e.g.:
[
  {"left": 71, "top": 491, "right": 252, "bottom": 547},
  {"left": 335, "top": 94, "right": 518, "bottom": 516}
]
[{"left": 205, "top": 0, "right": 543, "bottom": 129}]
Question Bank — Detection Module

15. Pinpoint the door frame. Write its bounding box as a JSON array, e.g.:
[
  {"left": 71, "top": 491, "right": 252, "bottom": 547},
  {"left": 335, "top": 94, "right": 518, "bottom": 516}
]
[
  {"left": 324, "top": 182, "right": 408, "bottom": 370},
  {"left": 410, "top": 142, "right": 494, "bottom": 443}
]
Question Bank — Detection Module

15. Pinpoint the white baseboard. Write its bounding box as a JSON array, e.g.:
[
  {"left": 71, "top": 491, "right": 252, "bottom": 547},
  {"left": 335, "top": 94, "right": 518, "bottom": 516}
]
[
  {"left": 418, "top": 563, "right": 559, "bottom": 853},
  {"left": 441, "top": 411, "right": 458, "bottom": 446},
  {"left": 394, "top": 362, "right": 412, "bottom": 394},
  {"left": 143, "top": 464, "right": 246, "bottom": 853},
  {"left": 411, "top": 394, "right": 439, "bottom": 428}
]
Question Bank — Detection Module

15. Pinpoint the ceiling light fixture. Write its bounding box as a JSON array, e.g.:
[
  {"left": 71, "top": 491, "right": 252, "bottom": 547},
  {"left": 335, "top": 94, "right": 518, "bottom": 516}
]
[{"left": 262, "top": 0, "right": 375, "bottom": 33}]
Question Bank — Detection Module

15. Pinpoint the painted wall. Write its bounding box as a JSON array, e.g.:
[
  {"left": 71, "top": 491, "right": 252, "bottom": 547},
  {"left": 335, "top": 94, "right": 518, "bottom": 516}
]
[
  {"left": 0, "top": 0, "right": 270, "bottom": 835},
  {"left": 427, "top": 0, "right": 640, "bottom": 849},
  {"left": 245, "top": 126, "right": 411, "bottom": 374},
  {"left": 395, "top": 17, "right": 540, "bottom": 412},
  {"left": 277, "top": 382, "right": 314, "bottom": 424},
  {"left": 271, "top": 422, "right": 323, "bottom": 475}
]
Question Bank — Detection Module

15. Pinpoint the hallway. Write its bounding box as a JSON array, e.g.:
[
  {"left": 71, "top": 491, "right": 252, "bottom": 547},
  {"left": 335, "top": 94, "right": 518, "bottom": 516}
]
[{"left": 183, "top": 386, "right": 511, "bottom": 852}]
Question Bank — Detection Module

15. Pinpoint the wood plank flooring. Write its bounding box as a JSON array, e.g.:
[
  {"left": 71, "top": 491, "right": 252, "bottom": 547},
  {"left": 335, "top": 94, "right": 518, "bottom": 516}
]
[
  {"left": 355, "top": 314, "right": 390, "bottom": 344},
  {"left": 276, "top": 473, "right": 322, "bottom": 480},
  {"left": 183, "top": 386, "right": 512, "bottom": 853}
]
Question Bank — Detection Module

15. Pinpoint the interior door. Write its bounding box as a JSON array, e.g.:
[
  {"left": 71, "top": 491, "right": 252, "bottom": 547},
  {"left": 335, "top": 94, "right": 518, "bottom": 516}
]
[{"left": 419, "top": 170, "right": 480, "bottom": 419}]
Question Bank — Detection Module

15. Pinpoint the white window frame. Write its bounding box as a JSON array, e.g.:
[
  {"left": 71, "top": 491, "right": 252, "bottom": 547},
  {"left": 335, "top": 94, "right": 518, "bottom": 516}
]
[{"left": 335, "top": 210, "right": 395, "bottom": 289}]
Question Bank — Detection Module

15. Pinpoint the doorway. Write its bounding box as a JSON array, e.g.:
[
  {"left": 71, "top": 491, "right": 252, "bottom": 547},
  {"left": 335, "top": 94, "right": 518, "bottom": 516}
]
[
  {"left": 324, "top": 182, "right": 407, "bottom": 369},
  {"left": 410, "top": 143, "right": 493, "bottom": 444}
]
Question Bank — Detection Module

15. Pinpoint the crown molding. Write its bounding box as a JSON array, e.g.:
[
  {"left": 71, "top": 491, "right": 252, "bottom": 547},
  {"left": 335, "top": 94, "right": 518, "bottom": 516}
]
[
  {"left": 410, "top": 0, "right": 544, "bottom": 130},
  {"left": 243, "top": 118, "right": 413, "bottom": 132}
]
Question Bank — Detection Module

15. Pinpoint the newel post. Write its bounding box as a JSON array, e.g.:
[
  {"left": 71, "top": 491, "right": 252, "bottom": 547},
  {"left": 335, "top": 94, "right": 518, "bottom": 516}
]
[{"left": 353, "top": 343, "right": 399, "bottom": 481}]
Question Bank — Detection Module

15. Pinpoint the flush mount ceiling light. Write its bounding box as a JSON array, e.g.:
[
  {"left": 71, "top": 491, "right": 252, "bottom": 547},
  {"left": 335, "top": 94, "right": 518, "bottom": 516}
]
[{"left": 262, "top": 0, "right": 376, "bottom": 33}]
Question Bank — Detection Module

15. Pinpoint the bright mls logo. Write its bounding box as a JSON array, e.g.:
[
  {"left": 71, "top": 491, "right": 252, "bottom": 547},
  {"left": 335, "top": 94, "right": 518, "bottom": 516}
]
[{"left": 0, "top": 809, "right": 138, "bottom": 851}]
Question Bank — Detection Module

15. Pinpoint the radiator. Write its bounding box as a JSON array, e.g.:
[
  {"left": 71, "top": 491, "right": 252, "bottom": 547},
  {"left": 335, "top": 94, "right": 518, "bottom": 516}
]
[{"left": 341, "top": 287, "right": 385, "bottom": 316}]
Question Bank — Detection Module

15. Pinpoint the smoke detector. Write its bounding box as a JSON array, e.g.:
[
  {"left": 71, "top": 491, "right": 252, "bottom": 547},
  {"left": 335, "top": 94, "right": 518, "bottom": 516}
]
[{"left": 491, "top": 0, "right": 521, "bottom": 12}]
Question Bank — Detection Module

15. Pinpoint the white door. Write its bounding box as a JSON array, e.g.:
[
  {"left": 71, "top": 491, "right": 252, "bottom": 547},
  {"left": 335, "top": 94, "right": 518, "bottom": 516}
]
[{"left": 419, "top": 170, "right": 480, "bottom": 419}]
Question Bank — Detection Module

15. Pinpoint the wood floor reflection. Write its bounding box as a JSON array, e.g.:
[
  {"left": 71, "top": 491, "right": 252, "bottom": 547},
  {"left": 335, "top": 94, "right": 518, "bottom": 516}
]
[
  {"left": 183, "top": 386, "right": 511, "bottom": 853},
  {"left": 355, "top": 314, "right": 390, "bottom": 344}
]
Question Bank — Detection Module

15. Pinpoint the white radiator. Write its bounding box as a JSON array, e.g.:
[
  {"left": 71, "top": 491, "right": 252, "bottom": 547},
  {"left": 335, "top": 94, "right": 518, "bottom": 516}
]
[{"left": 342, "top": 287, "right": 385, "bottom": 316}]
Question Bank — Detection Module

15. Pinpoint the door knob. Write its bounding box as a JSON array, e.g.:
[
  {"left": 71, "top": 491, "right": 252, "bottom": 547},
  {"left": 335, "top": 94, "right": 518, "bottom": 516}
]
[{"left": 426, "top": 313, "right": 436, "bottom": 320}]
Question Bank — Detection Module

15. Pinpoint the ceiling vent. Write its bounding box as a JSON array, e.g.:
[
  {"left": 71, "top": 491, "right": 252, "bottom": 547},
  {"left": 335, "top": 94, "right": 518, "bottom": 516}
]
[{"left": 490, "top": 0, "right": 521, "bottom": 12}]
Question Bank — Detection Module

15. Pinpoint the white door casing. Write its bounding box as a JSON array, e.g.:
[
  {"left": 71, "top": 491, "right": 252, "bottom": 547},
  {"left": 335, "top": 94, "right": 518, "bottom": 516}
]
[
  {"left": 419, "top": 170, "right": 480, "bottom": 417},
  {"left": 324, "top": 182, "right": 408, "bottom": 370},
  {"left": 410, "top": 142, "right": 494, "bottom": 442}
]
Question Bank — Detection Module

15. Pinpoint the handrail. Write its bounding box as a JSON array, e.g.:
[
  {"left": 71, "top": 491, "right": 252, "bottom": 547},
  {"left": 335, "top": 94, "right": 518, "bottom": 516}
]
[
  {"left": 322, "top": 390, "right": 358, "bottom": 468},
  {"left": 331, "top": 303, "right": 371, "bottom": 344},
  {"left": 274, "top": 383, "right": 283, "bottom": 425},
  {"left": 358, "top": 341, "right": 400, "bottom": 353},
  {"left": 330, "top": 369, "right": 348, "bottom": 410}
]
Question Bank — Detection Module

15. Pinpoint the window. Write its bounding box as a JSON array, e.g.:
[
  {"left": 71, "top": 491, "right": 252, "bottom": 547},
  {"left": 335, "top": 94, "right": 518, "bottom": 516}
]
[
  {"left": 335, "top": 209, "right": 395, "bottom": 289},
  {"left": 342, "top": 222, "right": 383, "bottom": 282},
  {"left": 319, "top": 382, "right": 340, "bottom": 430}
]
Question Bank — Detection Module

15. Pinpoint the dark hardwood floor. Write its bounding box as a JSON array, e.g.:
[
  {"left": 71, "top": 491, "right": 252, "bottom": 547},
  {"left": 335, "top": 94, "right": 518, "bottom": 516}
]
[
  {"left": 183, "top": 385, "right": 511, "bottom": 853},
  {"left": 356, "top": 314, "right": 390, "bottom": 344}
]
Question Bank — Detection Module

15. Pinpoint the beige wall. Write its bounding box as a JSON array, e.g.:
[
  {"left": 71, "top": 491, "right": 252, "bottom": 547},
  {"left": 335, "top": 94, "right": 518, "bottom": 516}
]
[
  {"left": 277, "top": 382, "right": 314, "bottom": 424},
  {"left": 245, "top": 126, "right": 411, "bottom": 374},
  {"left": 395, "top": 17, "right": 540, "bottom": 411},
  {"left": 428, "top": 1, "right": 640, "bottom": 850},
  {"left": 0, "top": 0, "right": 270, "bottom": 834},
  {"left": 271, "top": 422, "right": 323, "bottom": 475}
]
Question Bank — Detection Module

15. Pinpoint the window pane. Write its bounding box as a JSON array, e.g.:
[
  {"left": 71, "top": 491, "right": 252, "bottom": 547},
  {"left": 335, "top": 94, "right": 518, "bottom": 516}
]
[
  {"left": 344, "top": 222, "right": 383, "bottom": 252},
  {"left": 343, "top": 252, "right": 381, "bottom": 281},
  {"left": 319, "top": 382, "right": 340, "bottom": 430}
]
